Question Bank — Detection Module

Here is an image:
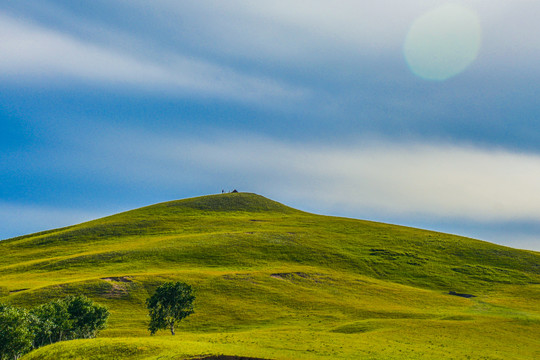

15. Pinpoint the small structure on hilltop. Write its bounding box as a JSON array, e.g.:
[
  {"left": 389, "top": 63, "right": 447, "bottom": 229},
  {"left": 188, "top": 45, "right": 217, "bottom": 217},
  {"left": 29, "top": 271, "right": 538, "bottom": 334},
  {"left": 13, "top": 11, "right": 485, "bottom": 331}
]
[{"left": 221, "top": 189, "right": 238, "bottom": 194}]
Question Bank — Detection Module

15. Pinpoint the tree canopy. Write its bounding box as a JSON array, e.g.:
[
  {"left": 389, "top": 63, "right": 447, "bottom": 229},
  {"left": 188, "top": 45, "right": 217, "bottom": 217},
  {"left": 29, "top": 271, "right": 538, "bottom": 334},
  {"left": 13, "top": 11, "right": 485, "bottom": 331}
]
[
  {"left": 30, "top": 295, "right": 109, "bottom": 347},
  {"left": 146, "top": 281, "right": 195, "bottom": 335},
  {"left": 0, "top": 296, "right": 109, "bottom": 359},
  {"left": 0, "top": 304, "right": 34, "bottom": 360}
]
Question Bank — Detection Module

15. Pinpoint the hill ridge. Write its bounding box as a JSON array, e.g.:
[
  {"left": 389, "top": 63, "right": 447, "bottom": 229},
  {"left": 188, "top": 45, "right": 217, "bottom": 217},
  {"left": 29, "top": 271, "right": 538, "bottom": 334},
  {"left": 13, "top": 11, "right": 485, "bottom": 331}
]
[
  {"left": 1, "top": 192, "right": 539, "bottom": 360},
  {"left": 158, "top": 192, "right": 300, "bottom": 213}
]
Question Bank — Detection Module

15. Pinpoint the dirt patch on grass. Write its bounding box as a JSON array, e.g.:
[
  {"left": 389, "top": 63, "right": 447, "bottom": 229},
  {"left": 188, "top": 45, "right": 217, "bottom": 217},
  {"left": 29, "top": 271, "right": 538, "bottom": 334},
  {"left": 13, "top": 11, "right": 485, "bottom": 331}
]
[
  {"left": 441, "top": 315, "right": 475, "bottom": 321},
  {"left": 270, "top": 272, "right": 309, "bottom": 280},
  {"left": 189, "top": 356, "right": 272, "bottom": 360},
  {"left": 101, "top": 277, "right": 134, "bottom": 298},
  {"left": 101, "top": 276, "right": 133, "bottom": 282}
]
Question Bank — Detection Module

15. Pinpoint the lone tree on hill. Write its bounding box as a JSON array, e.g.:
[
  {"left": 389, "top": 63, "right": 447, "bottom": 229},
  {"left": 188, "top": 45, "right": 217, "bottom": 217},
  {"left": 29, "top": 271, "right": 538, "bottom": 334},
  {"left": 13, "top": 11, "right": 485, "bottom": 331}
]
[{"left": 146, "top": 281, "right": 195, "bottom": 335}]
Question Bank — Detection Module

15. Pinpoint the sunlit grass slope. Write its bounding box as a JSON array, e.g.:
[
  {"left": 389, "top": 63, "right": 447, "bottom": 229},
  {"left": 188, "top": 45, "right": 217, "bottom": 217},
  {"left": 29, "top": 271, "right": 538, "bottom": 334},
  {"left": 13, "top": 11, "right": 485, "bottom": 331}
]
[{"left": 1, "top": 193, "right": 539, "bottom": 359}]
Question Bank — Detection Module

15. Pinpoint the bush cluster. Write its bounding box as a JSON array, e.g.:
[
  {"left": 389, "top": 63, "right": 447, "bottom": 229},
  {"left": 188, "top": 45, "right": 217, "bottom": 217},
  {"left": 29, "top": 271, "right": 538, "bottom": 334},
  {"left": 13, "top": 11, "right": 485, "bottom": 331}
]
[{"left": 0, "top": 296, "right": 109, "bottom": 360}]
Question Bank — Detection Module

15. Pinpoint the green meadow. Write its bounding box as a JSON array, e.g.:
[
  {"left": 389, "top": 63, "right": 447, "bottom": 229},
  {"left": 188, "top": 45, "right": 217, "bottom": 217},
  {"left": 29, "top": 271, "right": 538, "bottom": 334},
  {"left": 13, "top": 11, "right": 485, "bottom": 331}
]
[{"left": 1, "top": 193, "right": 538, "bottom": 359}]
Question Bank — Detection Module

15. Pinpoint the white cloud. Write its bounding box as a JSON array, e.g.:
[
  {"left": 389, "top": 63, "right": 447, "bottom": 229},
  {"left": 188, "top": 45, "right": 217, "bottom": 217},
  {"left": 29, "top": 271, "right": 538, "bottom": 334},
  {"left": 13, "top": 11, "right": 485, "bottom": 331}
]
[
  {"left": 2, "top": 1, "right": 538, "bottom": 99},
  {"left": 6, "top": 125, "right": 540, "bottom": 250},
  {"left": 134, "top": 0, "right": 421, "bottom": 62},
  {"left": 194, "top": 139, "right": 540, "bottom": 223},
  {"left": 0, "top": 12, "right": 306, "bottom": 102},
  {"left": 132, "top": 0, "right": 540, "bottom": 70},
  {"left": 48, "top": 126, "right": 540, "bottom": 224}
]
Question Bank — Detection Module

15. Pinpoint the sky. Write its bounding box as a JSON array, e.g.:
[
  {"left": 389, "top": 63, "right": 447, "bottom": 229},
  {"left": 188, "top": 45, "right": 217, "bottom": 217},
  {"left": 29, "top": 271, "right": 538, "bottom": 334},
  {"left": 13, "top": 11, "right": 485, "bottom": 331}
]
[{"left": 1, "top": 0, "right": 539, "bottom": 251}]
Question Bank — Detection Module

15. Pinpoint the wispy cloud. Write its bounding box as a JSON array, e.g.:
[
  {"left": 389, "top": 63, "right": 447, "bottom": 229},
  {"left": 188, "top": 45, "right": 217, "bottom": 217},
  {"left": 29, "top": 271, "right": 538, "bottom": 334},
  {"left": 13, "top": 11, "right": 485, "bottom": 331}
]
[
  {"left": 189, "top": 138, "right": 540, "bottom": 223},
  {"left": 40, "top": 125, "right": 540, "bottom": 224},
  {"left": 129, "top": 0, "right": 540, "bottom": 71},
  {"left": 5, "top": 123, "right": 540, "bottom": 249},
  {"left": 2, "top": 1, "right": 539, "bottom": 252},
  {"left": 0, "top": 202, "right": 103, "bottom": 240},
  {"left": 0, "top": 12, "right": 306, "bottom": 102},
  {"left": 131, "top": 0, "right": 418, "bottom": 64}
]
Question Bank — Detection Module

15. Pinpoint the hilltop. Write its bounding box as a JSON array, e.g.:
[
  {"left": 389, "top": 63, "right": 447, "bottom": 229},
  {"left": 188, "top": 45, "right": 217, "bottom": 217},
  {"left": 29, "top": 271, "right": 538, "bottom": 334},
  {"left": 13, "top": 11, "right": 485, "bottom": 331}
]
[{"left": 1, "top": 193, "right": 539, "bottom": 359}]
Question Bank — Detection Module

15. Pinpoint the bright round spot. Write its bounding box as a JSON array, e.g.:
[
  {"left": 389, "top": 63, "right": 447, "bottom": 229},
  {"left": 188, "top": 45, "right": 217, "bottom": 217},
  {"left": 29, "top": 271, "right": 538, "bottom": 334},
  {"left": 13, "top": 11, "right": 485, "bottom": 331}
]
[{"left": 404, "top": 4, "right": 481, "bottom": 81}]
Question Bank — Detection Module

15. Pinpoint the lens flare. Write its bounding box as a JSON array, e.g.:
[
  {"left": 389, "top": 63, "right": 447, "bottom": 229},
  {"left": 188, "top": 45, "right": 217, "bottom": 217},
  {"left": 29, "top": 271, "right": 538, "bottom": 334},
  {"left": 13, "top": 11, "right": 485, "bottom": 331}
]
[{"left": 404, "top": 4, "right": 481, "bottom": 81}]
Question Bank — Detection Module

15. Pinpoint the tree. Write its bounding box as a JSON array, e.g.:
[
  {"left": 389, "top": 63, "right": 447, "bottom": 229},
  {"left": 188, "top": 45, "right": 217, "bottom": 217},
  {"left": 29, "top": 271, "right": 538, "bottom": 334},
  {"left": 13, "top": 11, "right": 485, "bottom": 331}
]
[
  {"left": 30, "top": 299, "right": 72, "bottom": 348},
  {"left": 30, "top": 295, "right": 109, "bottom": 347},
  {"left": 0, "top": 296, "right": 109, "bottom": 359},
  {"left": 64, "top": 295, "right": 109, "bottom": 339},
  {"left": 0, "top": 304, "right": 35, "bottom": 360},
  {"left": 146, "top": 281, "right": 195, "bottom": 335}
]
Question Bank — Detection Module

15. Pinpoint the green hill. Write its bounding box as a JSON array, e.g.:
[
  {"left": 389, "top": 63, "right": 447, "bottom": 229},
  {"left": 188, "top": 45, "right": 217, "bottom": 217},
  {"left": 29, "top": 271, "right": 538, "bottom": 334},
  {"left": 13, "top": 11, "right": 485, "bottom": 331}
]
[{"left": 1, "top": 193, "right": 539, "bottom": 359}]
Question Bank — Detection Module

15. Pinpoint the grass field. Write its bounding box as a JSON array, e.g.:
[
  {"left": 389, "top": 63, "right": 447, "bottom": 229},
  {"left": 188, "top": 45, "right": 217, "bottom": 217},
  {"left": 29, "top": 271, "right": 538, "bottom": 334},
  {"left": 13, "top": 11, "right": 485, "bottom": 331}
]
[{"left": 1, "top": 193, "right": 538, "bottom": 359}]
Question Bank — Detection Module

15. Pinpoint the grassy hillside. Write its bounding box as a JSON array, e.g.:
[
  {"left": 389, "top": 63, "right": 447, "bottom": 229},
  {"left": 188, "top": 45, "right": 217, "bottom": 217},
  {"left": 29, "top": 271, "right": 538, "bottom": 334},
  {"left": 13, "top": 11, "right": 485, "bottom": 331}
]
[{"left": 1, "top": 193, "right": 538, "bottom": 359}]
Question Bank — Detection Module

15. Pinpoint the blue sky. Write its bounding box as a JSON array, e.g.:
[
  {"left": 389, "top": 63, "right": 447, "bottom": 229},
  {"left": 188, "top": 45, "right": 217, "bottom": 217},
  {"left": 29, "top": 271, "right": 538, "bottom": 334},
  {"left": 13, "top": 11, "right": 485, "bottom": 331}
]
[{"left": 1, "top": 0, "right": 540, "bottom": 251}]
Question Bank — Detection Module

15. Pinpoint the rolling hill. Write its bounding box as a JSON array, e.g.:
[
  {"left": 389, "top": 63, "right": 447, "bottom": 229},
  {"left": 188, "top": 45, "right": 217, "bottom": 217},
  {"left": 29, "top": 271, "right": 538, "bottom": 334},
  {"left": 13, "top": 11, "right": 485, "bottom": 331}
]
[{"left": 1, "top": 193, "right": 539, "bottom": 359}]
